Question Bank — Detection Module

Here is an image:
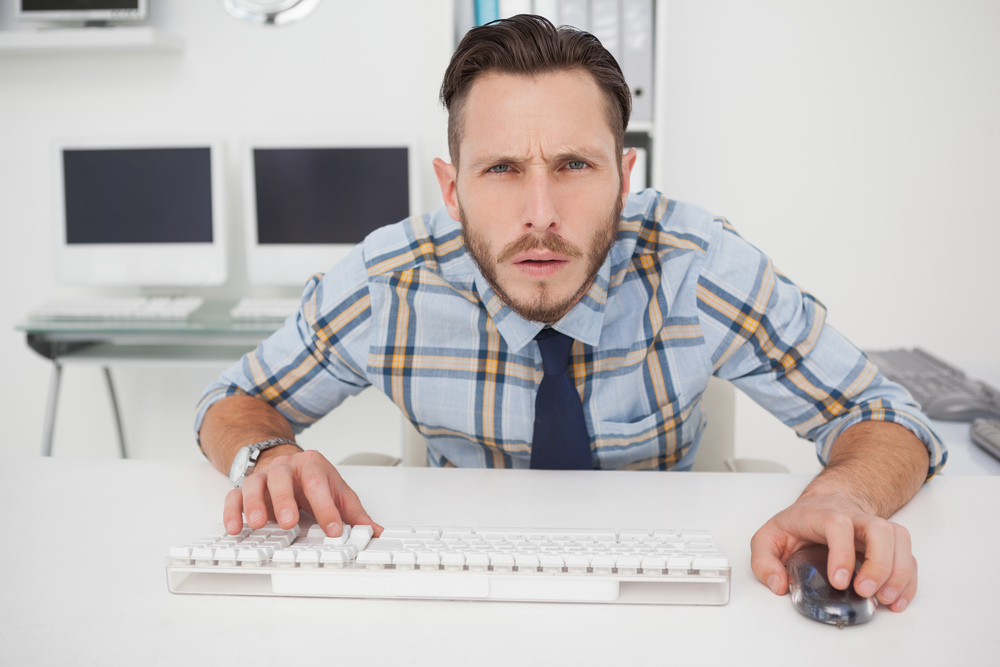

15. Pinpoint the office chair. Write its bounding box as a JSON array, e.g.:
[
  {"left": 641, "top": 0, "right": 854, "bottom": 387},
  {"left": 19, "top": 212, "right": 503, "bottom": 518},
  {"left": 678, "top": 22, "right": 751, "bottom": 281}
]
[{"left": 339, "top": 377, "right": 789, "bottom": 472}]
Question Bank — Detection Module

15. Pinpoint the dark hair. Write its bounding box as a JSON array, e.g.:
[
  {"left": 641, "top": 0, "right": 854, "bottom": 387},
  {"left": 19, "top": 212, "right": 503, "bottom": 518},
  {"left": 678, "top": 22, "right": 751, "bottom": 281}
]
[{"left": 441, "top": 14, "right": 632, "bottom": 166}]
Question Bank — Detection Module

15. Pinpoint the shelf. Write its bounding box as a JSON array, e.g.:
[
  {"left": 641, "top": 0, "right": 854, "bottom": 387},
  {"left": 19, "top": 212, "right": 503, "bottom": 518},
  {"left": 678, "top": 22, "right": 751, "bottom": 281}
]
[{"left": 0, "top": 27, "right": 182, "bottom": 55}]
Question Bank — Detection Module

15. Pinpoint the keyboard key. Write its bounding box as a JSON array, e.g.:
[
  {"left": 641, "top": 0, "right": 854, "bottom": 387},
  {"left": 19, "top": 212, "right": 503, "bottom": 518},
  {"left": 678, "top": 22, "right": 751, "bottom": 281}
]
[
  {"left": 441, "top": 552, "right": 466, "bottom": 570},
  {"left": 347, "top": 524, "right": 375, "bottom": 548},
  {"left": 215, "top": 548, "right": 238, "bottom": 566},
  {"left": 416, "top": 552, "right": 441, "bottom": 569},
  {"left": 273, "top": 550, "right": 297, "bottom": 567},
  {"left": 323, "top": 524, "right": 352, "bottom": 546},
  {"left": 693, "top": 556, "right": 729, "bottom": 569},
  {"left": 296, "top": 550, "right": 321, "bottom": 568},
  {"left": 392, "top": 551, "right": 417, "bottom": 569},
  {"left": 466, "top": 553, "right": 491, "bottom": 571}
]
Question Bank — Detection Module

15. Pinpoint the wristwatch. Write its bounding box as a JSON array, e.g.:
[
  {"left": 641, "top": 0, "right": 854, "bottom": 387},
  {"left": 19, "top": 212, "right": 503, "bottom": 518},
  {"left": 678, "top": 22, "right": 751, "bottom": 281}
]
[{"left": 229, "top": 438, "right": 297, "bottom": 488}]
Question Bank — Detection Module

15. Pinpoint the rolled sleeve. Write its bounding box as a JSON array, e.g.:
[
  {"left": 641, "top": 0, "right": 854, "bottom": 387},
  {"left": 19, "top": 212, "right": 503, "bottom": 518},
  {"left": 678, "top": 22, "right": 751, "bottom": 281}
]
[{"left": 704, "top": 223, "right": 946, "bottom": 479}]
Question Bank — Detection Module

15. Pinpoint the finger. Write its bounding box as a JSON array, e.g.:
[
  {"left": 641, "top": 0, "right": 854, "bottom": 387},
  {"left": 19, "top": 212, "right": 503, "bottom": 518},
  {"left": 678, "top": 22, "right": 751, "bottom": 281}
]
[
  {"left": 876, "top": 524, "right": 914, "bottom": 606},
  {"left": 749, "top": 524, "right": 790, "bottom": 595},
  {"left": 296, "top": 459, "right": 344, "bottom": 537},
  {"left": 240, "top": 472, "right": 271, "bottom": 529},
  {"left": 223, "top": 488, "right": 245, "bottom": 534},
  {"left": 265, "top": 463, "right": 300, "bottom": 529},
  {"left": 889, "top": 556, "right": 918, "bottom": 612},
  {"left": 852, "top": 516, "right": 896, "bottom": 598},
  {"left": 332, "top": 477, "right": 383, "bottom": 537},
  {"left": 811, "top": 512, "right": 856, "bottom": 590}
]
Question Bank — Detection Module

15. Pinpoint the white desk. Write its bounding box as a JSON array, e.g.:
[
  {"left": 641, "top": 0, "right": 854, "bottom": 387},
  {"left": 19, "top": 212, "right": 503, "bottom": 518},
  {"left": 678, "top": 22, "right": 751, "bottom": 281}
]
[{"left": 1, "top": 459, "right": 996, "bottom": 666}]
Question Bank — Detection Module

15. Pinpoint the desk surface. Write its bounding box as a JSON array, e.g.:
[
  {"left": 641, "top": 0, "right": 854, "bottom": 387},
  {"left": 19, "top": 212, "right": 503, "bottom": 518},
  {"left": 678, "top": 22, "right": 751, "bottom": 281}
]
[{"left": 2, "top": 458, "right": 996, "bottom": 666}]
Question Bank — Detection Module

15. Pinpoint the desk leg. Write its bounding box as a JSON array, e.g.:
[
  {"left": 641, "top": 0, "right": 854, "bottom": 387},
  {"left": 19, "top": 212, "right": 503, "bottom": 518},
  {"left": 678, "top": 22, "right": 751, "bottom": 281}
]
[
  {"left": 103, "top": 367, "right": 128, "bottom": 459},
  {"left": 42, "top": 362, "right": 62, "bottom": 456}
]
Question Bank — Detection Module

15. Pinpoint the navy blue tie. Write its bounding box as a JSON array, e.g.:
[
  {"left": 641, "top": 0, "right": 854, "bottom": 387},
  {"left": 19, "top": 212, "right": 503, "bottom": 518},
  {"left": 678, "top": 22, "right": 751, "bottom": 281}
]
[{"left": 529, "top": 328, "right": 593, "bottom": 470}]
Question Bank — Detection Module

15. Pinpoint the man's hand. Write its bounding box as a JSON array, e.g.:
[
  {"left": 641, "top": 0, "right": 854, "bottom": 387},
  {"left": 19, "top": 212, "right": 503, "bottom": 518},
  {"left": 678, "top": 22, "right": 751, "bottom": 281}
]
[
  {"left": 224, "top": 447, "right": 382, "bottom": 538},
  {"left": 750, "top": 490, "right": 916, "bottom": 612},
  {"left": 749, "top": 420, "right": 929, "bottom": 613}
]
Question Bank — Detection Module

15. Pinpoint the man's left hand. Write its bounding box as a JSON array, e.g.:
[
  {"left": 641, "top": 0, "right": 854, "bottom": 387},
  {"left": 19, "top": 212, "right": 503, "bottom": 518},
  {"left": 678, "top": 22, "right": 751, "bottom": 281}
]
[{"left": 750, "top": 490, "right": 917, "bottom": 613}]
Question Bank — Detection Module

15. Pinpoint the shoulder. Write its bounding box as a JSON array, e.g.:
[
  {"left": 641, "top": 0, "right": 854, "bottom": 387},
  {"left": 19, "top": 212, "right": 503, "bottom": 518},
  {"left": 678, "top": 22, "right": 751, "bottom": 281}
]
[
  {"left": 362, "top": 206, "right": 470, "bottom": 279},
  {"left": 613, "top": 190, "right": 728, "bottom": 265}
]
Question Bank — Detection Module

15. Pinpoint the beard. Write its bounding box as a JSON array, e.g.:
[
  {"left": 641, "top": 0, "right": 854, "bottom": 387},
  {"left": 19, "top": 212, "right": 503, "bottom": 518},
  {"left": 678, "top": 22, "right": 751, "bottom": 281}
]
[{"left": 460, "top": 194, "right": 623, "bottom": 323}]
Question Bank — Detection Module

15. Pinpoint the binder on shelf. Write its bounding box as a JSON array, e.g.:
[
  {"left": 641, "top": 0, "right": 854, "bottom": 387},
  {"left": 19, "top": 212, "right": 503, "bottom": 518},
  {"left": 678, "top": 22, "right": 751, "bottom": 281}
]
[
  {"left": 533, "top": 0, "right": 559, "bottom": 24},
  {"left": 590, "top": 0, "right": 620, "bottom": 63},
  {"left": 557, "top": 0, "right": 588, "bottom": 31},
  {"left": 621, "top": 0, "right": 654, "bottom": 122},
  {"left": 475, "top": 0, "right": 499, "bottom": 25},
  {"left": 498, "top": 0, "right": 533, "bottom": 18},
  {"left": 455, "top": 0, "right": 475, "bottom": 44}
]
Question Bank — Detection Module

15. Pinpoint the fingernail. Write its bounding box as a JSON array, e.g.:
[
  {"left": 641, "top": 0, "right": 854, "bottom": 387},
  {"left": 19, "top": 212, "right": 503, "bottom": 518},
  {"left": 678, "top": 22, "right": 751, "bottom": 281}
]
[
  {"left": 767, "top": 574, "right": 781, "bottom": 594},
  {"left": 881, "top": 586, "right": 899, "bottom": 603},
  {"left": 326, "top": 521, "right": 342, "bottom": 536},
  {"left": 894, "top": 597, "right": 908, "bottom": 612},
  {"left": 833, "top": 569, "right": 851, "bottom": 589},
  {"left": 226, "top": 519, "right": 240, "bottom": 534},
  {"left": 248, "top": 510, "right": 264, "bottom": 525},
  {"left": 858, "top": 579, "right": 878, "bottom": 597},
  {"left": 279, "top": 509, "right": 294, "bottom": 525}
]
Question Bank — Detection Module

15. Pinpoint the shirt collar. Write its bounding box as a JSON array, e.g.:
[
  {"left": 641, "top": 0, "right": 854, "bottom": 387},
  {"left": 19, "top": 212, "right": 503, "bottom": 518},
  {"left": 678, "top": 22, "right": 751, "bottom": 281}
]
[{"left": 470, "top": 249, "right": 613, "bottom": 353}]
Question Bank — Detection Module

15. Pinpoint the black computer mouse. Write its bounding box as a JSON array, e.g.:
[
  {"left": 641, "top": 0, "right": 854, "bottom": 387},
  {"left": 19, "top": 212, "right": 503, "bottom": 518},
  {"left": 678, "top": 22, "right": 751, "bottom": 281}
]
[{"left": 786, "top": 545, "right": 877, "bottom": 627}]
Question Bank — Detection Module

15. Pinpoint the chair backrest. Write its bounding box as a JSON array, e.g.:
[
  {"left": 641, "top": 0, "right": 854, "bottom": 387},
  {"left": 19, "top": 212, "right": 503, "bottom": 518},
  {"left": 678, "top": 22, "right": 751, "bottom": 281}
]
[{"left": 402, "top": 376, "right": 737, "bottom": 471}]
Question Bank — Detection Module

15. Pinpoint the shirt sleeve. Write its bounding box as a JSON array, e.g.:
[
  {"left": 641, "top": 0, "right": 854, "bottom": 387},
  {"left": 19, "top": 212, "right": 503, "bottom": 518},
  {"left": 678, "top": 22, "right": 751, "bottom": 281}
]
[
  {"left": 193, "top": 244, "right": 374, "bottom": 439},
  {"left": 698, "top": 219, "right": 947, "bottom": 479}
]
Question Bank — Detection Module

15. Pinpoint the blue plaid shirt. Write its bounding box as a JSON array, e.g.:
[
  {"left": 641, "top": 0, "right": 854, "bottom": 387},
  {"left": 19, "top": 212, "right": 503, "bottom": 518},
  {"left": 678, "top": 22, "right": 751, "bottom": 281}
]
[{"left": 196, "top": 190, "right": 946, "bottom": 475}]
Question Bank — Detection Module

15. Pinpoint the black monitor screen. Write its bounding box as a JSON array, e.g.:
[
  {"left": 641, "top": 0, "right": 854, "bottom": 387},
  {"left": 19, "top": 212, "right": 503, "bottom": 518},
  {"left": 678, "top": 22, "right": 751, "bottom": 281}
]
[
  {"left": 253, "top": 147, "right": 409, "bottom": 245},
  {"left": 23, "top": 1, "right": 139, "bottom": 10},
  {"left": 63, "top": 147, "right": 213, "bottom": 244}
]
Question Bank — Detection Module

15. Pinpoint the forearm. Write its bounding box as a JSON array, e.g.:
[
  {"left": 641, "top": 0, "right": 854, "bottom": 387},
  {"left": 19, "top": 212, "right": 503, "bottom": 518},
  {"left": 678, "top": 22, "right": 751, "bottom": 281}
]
[
  {"left": 199, "top": 395, "right": 302, "bottom": 476},
  {"left": 800, "top": 421, "right": 930, "bottom": 518}
]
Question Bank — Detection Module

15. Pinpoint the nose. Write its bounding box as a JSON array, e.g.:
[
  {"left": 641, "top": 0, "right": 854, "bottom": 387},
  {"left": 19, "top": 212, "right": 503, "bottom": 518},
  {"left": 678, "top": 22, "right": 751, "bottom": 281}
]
[{"left": 522, "top": 169, "right": 558, "bottom": 233}]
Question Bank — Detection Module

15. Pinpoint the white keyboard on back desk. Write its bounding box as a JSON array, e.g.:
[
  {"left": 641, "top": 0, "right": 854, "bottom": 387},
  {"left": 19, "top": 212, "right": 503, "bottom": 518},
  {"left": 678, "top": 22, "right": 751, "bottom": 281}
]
[
  {"left": 31, "top": 296, "right": 204, "bottom": 320},
  {"left": 166, "top": 522, "right": 731, "bottom": 605},
  {"left": 229, "top": 297, "right": 301, "bottom": 320}
]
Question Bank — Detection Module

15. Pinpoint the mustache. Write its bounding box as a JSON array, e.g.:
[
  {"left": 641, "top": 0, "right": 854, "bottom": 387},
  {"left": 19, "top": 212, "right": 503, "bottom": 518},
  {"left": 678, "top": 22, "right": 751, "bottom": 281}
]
[{"left": 495, "top": 232, "right": 584, "bottom": 264}]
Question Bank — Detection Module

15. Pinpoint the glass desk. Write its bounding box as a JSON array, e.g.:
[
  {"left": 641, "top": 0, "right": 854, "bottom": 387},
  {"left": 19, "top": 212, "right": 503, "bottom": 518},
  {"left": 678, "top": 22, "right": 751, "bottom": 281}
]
[{"left": 17, "top": 300, "right": 285, "bottom": 457}]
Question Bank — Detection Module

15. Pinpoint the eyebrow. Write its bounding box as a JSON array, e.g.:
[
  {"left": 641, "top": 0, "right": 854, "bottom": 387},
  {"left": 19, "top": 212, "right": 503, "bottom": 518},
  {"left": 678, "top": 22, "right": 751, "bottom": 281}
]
[{"left": 468, "top": 148, "right": 611, "bottom": 172}]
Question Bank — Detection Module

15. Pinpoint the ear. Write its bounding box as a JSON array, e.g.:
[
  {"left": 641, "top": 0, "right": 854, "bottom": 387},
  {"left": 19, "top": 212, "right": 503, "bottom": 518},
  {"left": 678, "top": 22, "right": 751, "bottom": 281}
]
[
  {"left": 433, "top": 157, "right": 461, "bottom": 222},
  {"left": 620, "top": 147, "right": 637, "bottom": 206}
]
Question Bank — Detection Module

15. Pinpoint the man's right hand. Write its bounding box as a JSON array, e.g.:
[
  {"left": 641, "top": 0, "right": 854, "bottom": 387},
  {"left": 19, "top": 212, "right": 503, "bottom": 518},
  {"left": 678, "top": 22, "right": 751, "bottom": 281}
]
[{"left": 223, "top": 447, "right": 382, "bottom": 538}]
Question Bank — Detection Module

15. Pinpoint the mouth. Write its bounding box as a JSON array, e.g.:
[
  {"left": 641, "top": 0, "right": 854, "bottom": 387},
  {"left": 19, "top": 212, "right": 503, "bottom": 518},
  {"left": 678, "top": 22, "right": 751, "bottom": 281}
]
[{"left": 511, "top": 252, "right": 570, "bottom": 278}]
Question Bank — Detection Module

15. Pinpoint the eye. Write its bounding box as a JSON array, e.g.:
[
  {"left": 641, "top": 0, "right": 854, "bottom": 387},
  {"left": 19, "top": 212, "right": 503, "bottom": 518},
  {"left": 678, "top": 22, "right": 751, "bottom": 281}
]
[
  {"left": 489, "top": 164, "right": 510, "bottom": 174},
  {"left": 566, "top": 160, "right": 587, "bottom": 170}
]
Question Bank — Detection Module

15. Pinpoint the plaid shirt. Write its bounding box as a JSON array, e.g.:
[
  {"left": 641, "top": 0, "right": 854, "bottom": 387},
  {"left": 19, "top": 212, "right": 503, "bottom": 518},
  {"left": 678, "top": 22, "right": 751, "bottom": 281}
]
[{"left": 196, "top": 190, "right": 946, "bottom": 475}]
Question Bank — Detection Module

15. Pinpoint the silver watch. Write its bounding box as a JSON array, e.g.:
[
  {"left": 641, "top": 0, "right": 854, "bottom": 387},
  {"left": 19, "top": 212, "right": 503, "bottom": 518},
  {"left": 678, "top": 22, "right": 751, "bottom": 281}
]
[{"left": 229, "top": 438, "right": 296, "bottom": 488}]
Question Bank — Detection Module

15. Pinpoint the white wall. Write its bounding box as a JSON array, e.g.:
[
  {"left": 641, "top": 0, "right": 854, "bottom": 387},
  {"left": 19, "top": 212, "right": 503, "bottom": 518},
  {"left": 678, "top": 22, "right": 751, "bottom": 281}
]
[
  {"left": 1, "top": 1, "right": 996, "bottom": 473},
  {"left": 0, "top": 0, "right": 453, "bottom": 463},
  {"left": 655, "top": 0, "right": 1000, "bottom": 472}
]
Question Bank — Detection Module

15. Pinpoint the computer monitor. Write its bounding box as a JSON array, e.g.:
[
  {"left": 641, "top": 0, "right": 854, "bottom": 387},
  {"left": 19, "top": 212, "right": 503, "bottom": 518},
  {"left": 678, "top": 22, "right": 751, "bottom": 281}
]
[
  {"left": 52, "top": 139, "right": 227, "bottom": 286},
  {"left": 242, "top": 140, "right": 421, "bottom": 286},
  {"left": 18, "top": 0, "right": 147, "bottom": 23}
]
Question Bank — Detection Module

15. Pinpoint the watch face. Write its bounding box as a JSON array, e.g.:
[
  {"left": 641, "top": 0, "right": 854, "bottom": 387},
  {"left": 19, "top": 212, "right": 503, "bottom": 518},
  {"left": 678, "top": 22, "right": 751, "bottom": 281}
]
[{"left": 230, "top": 447, "right": 251, "bottom": 486}]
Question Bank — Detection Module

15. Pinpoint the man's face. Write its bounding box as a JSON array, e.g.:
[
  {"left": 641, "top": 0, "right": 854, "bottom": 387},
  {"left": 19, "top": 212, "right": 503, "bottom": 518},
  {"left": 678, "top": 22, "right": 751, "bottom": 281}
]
[{"left": 434, "top": 70, "right": 634, "bottom": 323}]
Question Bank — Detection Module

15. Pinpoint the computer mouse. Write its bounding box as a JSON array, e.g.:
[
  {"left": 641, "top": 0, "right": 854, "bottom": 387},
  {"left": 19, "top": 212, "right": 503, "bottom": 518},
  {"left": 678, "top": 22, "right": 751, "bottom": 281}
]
[
  {"left": 786, "top": 545, "right": 877, "bottom": 627},
  {"left": 924, "top": 394, "right": 1000, "bottom": 421}
]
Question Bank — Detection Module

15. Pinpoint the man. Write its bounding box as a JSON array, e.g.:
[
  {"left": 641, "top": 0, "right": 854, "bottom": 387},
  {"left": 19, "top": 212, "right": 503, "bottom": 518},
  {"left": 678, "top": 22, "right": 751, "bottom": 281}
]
[{"left": 196, "top": 16, "right": 944, "bottom": 613}]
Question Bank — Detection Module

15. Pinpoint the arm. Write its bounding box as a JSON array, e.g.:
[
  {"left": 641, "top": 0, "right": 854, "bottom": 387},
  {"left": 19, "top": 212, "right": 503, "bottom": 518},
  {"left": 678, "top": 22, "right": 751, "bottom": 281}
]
[
  {"left": 200, "top": 395, "right": 381, "bottom": 538},
  {"left": 750, "top": 420, "right": 929, "bottom": 612}
]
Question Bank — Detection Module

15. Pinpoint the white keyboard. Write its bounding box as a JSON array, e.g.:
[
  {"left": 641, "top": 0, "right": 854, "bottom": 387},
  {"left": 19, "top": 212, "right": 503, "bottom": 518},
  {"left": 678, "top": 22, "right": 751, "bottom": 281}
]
[
  {"left": 165, "top": 522, "right": 731, "bottom": 605},
  {"left": 31, "top": 296, "right": 204, "bottom": 320},
  {"left": 229, "top": 297, "right": 301, "bottom": 320}
]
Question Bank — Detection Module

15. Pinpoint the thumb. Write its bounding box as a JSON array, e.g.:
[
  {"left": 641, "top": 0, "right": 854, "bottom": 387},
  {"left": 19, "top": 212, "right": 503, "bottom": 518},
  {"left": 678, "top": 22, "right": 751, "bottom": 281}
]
[{"left": 750, "top": 531, "right": 789, "bottom": 595}]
